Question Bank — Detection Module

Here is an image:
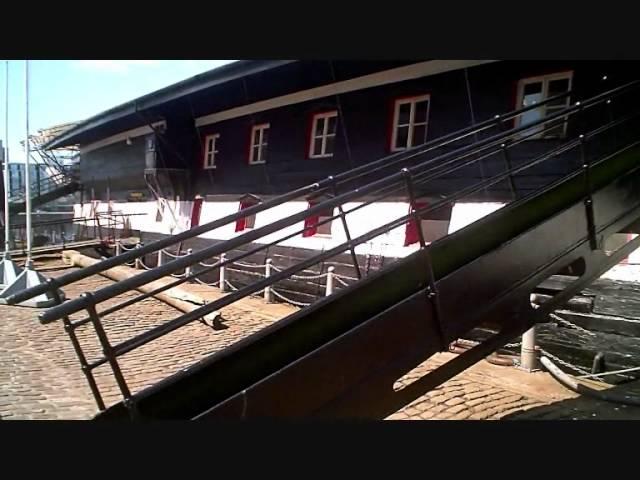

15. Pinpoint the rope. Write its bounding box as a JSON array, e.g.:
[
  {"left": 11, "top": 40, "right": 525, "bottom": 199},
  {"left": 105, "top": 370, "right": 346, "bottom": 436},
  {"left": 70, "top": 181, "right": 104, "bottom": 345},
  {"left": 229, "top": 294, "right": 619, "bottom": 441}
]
[
  {"left": 538, "top": 348, "right": 603, "bottom": 380},
  {"left": 119, "top": 242, "right": 137, "bottom": 251},
  {"left": 578, "top": 365, "right": 640, "bottom": 379},
  {"left": 549, "top": 312, "right": 597, "bottom": 337},
  {"left": 271, "top": 289, "right": 311, "bottom": 307},
  {"left": 224, "top": 279, "right": 239, "bottom": 291},
  {"left": 232, "top": 260, "right": 267, "bottom": 269},
  {"left": 161, "top": 248, "right": 185, "bottom": 259},
  {"left": 171, "top": 271, "right": 187, "bottom": 278},
  {"left": 334, "top": 275, "right": 351, "bottom": 287},
  {"left": 138, "top": 258, "right": 154, "bottom": 270},
  {"left": 199, "top": 260, "right": 219, "bottom": 268},
  {"left": 270, "top": 263, "right": 283, "bottom": 272},
  {"left": 227, "top": 267, "right": 265, "bottom": 278},
  {"left": 193, "top": 277, "right": 220, "bottom": 287},
  {"left": 290, "top": 272, "right": 328, "bottom": 280}
]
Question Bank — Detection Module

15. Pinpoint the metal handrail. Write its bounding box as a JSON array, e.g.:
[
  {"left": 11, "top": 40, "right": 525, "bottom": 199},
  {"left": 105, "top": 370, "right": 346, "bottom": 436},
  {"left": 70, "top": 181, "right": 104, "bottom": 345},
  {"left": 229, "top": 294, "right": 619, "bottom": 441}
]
[
  {"left": 32, "top": 81, "right": 640, "bottom": 324},
  {"left": 7, "top": 80, "right": 626, "bottom": 306},
  {"left": 26, "top": 80, "right": 636, "bottom": 320},
  {"left": 65, "top": 113, "right": 640, "bottom": 361},
  {"left": 23, "top": 78, "right": 640, "bottom": 413}
]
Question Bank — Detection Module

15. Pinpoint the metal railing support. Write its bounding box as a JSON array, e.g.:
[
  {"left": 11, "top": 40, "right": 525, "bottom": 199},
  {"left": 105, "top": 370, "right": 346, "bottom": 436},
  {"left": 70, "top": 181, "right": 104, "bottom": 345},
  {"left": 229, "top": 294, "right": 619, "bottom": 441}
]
[
  {"left": 134, "top": 242, "right": 143, "bottom": 269},
  {"left": 325, "top": 266, "right": 335, "bottom": 296},
  {"left": 264, "top": 258, "right": 273, "bottom": 303},
  {"left": 185, "top": 249, "right": 193, "bottom": 278},
  {"left": 219, "top": 253, "right": 227, "bottom": 292}
]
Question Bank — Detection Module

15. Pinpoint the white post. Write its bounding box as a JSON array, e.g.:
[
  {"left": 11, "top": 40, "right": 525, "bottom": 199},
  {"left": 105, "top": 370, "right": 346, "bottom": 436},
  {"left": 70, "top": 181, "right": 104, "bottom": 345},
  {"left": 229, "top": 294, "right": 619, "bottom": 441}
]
[
  {"left": 520, "top": 326, "right": 537, "bottom": 372},
  {"left": 157, "top": 249, "right": 163, "bottom": 267},
  {"left": 185, "top": 248, "right": 193, "bottom": 278},
  {"left": 264, "top": 258, "right": 273, "bottom": 303},
  {"left": 24, "top": 60, "right": 32, "bottom": 267},
  {"left": 325, "top": 266, "right": 335, "bottom": 296},
  {"left": 219, "top": 252, "right": 226, "bottom": 292},
  {"left": 115, "top": 240, "right": 121, "bottom": 256},
  {"left": 134, "top": 242, "right": 142, "bottom": 269},
  {"left": 3, "top": 61, "right": 10, "bottom": 254},
  {"left": 520, "top": 293, "right": 539, "bottom": 372}
]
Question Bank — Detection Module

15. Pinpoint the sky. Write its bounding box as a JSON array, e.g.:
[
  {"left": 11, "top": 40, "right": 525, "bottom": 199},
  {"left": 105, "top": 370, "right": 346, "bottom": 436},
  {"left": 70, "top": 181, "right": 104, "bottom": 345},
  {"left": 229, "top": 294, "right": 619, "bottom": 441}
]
[{"left": 0, "top": 60, "right": 236, "bottom": 164}]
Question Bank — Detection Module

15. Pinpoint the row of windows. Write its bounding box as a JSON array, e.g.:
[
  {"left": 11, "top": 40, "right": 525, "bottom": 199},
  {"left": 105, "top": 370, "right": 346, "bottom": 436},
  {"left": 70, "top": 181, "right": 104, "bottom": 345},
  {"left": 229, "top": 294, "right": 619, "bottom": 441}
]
[
  {"left": 202, "top": 93, "right": 434, "bottom": 169},
  {"left": 202, "top": 70, "right": 573, "bottom": 168}
]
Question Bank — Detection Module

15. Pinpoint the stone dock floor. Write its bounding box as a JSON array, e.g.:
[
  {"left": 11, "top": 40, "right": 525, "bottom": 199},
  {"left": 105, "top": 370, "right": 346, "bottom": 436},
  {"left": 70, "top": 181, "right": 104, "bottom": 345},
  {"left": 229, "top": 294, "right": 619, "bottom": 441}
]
[{"left": 1, "top": 255, "right": 639, "bottom": 420}]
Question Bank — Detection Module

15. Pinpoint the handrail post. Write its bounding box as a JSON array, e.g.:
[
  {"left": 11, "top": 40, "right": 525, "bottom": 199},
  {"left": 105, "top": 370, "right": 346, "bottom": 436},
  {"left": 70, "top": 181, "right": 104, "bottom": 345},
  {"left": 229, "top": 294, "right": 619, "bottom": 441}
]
[
  {"left": 185, "top": 248, "right": 193, "bottom": 278},
  {"left": 264, "top": 258, "right": 273, "bottom": 303},
  {"left": 325, "top": 266, "right": 335, "bottom": 296},
  {"left": 134, "top": 242, "right": 142, "bottom": 269},
  {"left": 219, "top": 253, "right": 226, "bottom": 292},
  {"left": 115, "top": 239, "right": 121, "bottom": 257},
  {"left": 157, "top": 249, "right": 163, "bottom": 267}
]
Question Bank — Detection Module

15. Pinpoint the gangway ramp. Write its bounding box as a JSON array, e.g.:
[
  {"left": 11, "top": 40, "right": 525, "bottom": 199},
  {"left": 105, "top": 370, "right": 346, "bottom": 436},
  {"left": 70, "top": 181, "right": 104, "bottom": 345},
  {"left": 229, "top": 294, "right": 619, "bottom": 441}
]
[{"left": 7, "top": 80, "right": 640, "bottom": 419}]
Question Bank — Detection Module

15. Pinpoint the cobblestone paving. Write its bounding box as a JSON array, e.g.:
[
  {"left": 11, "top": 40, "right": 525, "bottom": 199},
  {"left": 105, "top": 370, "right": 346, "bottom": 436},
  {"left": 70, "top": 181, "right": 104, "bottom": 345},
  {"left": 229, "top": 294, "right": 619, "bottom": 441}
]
[
  {"left": 2, "top": 256, "right": 640, "bottom": 420},
  {"left": 0, "top": 258, "right": 297, "bottom": 419}
]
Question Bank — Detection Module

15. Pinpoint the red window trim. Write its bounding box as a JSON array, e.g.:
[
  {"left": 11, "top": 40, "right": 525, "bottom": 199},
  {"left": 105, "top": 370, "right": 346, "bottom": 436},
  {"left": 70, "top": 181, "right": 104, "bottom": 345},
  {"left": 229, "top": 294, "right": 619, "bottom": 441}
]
[
  {"left": 302, "top": 200, "right": 333, "bottom": 238},
  {"left": 235, "top": 198, "right": 259, "bottom": 232},
  {"left": 404, "top": 200, "right": 428, "bottom": 247},
  {"left": 190, "top": 196, "right": 203, "bottom": 229},
  {"left": 303, "top": 200, "right": 320, "bottom": 237}
]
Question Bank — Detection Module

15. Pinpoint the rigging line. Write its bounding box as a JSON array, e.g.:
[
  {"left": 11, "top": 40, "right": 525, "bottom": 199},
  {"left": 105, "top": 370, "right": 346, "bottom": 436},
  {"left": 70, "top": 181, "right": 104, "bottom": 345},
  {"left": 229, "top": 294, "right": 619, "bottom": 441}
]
[
  {"left": 329, "top": 60, "right": 355, "bottom": 170},
  {"left": 464, "top": 67, "right": 489, "bottom": 199},
  {"left": 186, "top": 95, "right": 205, "bottom": 200}
]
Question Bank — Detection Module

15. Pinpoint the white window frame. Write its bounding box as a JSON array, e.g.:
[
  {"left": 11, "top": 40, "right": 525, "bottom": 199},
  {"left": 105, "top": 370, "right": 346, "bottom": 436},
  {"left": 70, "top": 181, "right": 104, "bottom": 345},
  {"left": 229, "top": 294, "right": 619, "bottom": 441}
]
[
  {"left": 390, "top": 94, "right": 431, "bottom": 152},
  {"left": 309, "top": 111, "right": 338, "bottom": 159},
  {"left": 515, "top": 71, "right": 573, "bottom": 139},
  {"left": 249, "top": 123, "right": 270, "bottom": 165},
  {"left": 203, "top": 133, "right": 219, "bottom": 169}
]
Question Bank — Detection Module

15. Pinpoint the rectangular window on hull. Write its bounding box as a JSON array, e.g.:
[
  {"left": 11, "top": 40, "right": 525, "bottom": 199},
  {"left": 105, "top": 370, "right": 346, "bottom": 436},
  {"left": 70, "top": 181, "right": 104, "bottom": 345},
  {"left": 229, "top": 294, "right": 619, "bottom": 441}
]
[
  {"left": 309, "top": 111, "right": 338, "bottom": 158},
  {"left": 391, "top": 95, "right": 430, "bottom": 152},
  {"left": 516, "top": 71, "right": 573, "bottom": 139},
  {"left": 203, "top": 133, "right": 219, "bottom": 169},
  {"left": 249, "top": 123, "right": 269, "bottom": 165}
]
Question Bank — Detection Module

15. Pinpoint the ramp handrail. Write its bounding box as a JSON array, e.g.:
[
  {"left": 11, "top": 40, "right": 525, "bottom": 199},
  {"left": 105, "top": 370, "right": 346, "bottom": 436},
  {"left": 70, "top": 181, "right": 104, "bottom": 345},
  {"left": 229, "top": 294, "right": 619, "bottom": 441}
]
[
  {"left": 26, "top": 80, "right": 640, "bottom": 315},
  {"left": 8, "top": 80, "right": 632, "bottom": 307},
  {"left": 14, "top": 77, "right": 640, "bottom": 413}
]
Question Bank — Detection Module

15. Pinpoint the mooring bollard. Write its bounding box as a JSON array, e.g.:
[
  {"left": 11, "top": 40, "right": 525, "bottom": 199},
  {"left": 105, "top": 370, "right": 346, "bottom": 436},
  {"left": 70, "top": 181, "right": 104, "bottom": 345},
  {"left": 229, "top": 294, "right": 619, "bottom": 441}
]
[
  {"left": 520, "top": 325, "right": 537, "bottom": 372},
  {"left": 134, "top": 242, "right": 143, "bottom": 269},
  {"left": 325, "top": 266, "right": 335, "bottom": 296},
  {"left": 264, "top": 258, "right": 273, "bottom": 303},
  {"left": 185, "top": 248, "right": 193, "bottom": 278},
  {"left": 219, "top": 253, "right": 227, "bottom": 292},
  {"left": 115, "top": 240, "right": 121, "bottom": 256},
  {"left": 157, "top": 249, "right": 163, "bottom": 267},
  {"left": 521, "top": 293, "right": 539, "bottom": 372}
]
